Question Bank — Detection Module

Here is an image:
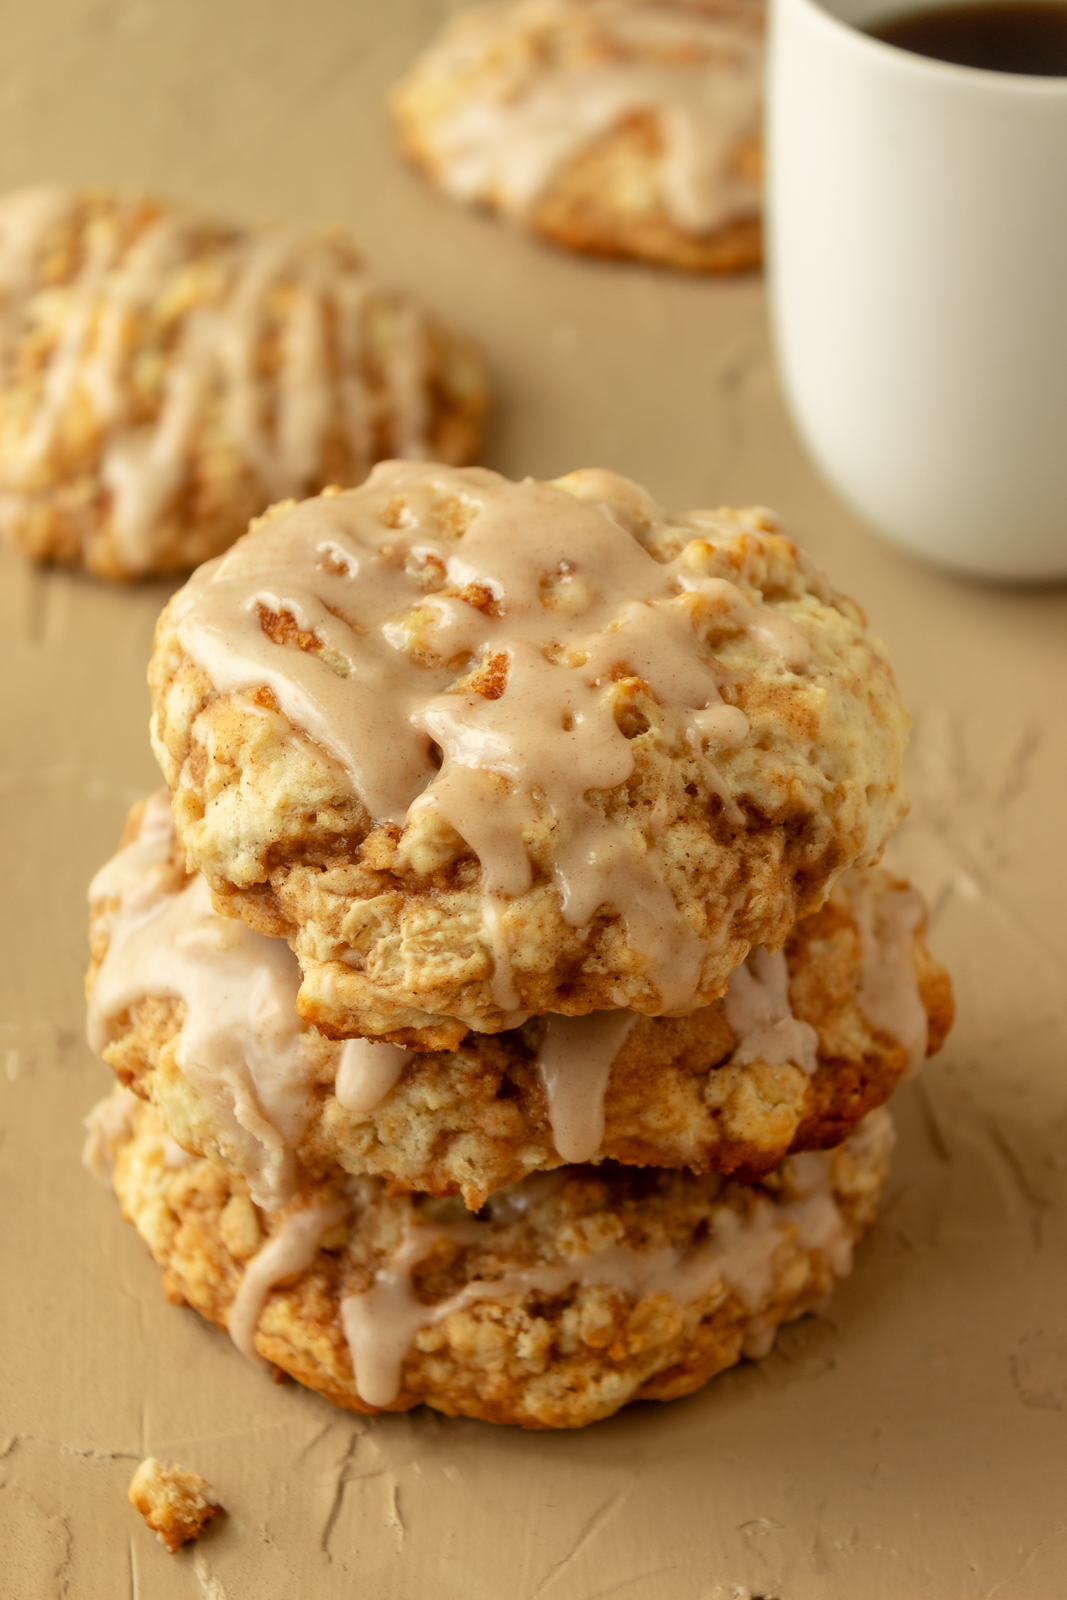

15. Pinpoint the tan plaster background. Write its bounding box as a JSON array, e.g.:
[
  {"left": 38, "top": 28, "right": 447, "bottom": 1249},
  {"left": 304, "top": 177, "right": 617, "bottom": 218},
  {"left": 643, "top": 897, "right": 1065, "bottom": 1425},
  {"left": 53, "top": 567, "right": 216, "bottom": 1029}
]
[{"left": 2, "top": 2, "right": 1067, "bottom": 1595}]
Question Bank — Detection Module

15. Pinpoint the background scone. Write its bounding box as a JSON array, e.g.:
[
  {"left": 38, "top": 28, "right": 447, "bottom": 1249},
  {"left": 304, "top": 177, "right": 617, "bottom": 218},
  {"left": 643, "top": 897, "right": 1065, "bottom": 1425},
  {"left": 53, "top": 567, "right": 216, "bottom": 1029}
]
[
  {"left": 0, "top": 187, "right": 489, "bottom": 578},
  {"left": 149, "top": 462, "right": 911, "bottom": 1046},
  {"left": 391, "top": 0, "right": 764, "bottom": 273},
  {"left": 87, "top": 1091, "right": 894, "bottom": 1429},
  {"left": 87, "top": 795, "right": 952, "bottom": 1209}
]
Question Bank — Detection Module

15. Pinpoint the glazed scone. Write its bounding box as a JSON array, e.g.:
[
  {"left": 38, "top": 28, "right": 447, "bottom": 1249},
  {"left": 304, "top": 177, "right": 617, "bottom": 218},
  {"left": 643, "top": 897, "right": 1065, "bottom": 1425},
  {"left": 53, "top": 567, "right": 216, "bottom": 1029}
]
[
  {"left": 87, "top": 1091, "right": 893, "bottom": 1429},
  {"left": 87, "top": 794, "right": 948, "bottom": 1210},
  {"left": 0, "top": 188, "right": 489, "bottom": 578},
  {"left": 391, "top": 0, "right": 763, "bottom": 273},
  {"left": 149, "top": 463, "right": 911, "bottom": 1047}
]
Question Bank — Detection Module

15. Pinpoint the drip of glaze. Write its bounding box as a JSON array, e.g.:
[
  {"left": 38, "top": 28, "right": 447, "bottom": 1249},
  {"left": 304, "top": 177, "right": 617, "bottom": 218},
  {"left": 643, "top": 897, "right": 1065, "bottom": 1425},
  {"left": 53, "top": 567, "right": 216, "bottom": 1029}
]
[
  {"left": 81, "top": 1086, "right": 142, "bottom": 1185},
  {"left": 87, "top": 792, "right": 312, "bottom": 1211},
  {"left": 844, "top": 873, "right": 929, "bottom": 1078},
  {"left": 723, "top": 945, "right": 819, "bottom": 1074},
  {"left": 228, "top": 1197, "right": 350, "bottom": 1365},
  {"left": 173, "top": 463, "right": 810, "bottom": 1016},
  {"left": 83, "top": 215, "right": 189, "bottom": 425},
  {"left": 335, "top": 1039, "right": 413, "bottom": 1115},
  {"left": 103, "top": 309, "right": 218, "bottom": 570},
  {"left": 535, "top": 1010, "right": 638, "bottom": 1162},
  {"left": 482, "top": 891, "right": 521, "bottom": 1010},
  {"left": 20, "top": 211, "right": 128, "bottom": 467},
  {"left": 338, "top": 1111, "right": 890, "bottom": 1409},
  {"left": 417, "top": 0, "right": 763, "bottom": 235}
]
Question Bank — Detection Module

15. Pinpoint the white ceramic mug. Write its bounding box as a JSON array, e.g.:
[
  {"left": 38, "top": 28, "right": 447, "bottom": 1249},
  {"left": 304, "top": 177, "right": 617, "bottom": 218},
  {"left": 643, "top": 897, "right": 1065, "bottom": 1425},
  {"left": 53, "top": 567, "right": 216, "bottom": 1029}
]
[{"left": 767, "top": 0, "right": 1067, "bottom": 580}]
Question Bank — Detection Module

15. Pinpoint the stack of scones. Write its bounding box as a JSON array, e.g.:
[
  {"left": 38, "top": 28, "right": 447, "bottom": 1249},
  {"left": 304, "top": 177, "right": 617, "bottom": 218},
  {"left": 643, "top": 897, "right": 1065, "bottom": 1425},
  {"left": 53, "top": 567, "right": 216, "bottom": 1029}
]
[{"left": 84, "top": 461, "right": 952, "bottom": 1429}]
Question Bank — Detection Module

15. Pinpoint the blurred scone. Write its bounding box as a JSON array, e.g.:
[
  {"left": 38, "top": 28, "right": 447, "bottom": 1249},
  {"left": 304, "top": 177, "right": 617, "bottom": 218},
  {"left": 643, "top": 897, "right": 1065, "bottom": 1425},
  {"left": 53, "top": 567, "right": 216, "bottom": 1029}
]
[
  {"left": 148, "top": 462, "right": 911, "bottom": 1047},
  {"left": 88, "top": 1090, "right": 893, "bottom": 1429},
  {"left": 391, "top": 0, "right": 764, "bottom": 272},
  {"left": 0, "top": 188, "right": 489, "bottom": 578},
  {"left": 87, "top": 793, "right": 949, "bottom": 1210}
]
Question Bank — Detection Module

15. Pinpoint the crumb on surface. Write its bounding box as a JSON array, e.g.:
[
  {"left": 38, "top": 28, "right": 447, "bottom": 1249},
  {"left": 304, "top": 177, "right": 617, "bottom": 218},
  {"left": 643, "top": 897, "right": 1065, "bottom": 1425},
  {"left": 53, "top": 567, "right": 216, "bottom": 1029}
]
[{"left": 128, "top": 1456, "right": 221, "bottom": 1554}]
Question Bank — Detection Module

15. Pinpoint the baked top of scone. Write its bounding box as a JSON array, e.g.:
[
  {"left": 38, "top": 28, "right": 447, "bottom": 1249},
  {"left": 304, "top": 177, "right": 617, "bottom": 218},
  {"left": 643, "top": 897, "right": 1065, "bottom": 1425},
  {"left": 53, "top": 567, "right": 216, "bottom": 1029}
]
[
  {"left": 149, "top": 463, "right": 911, "bottom": 1046},
  {"left": 0, "top": 187, "right": 488, "bottom": 578},
  {"left": 87, "top": 1090, "right": 893, "bottom": 1429},
  {"left": 87, "top": 794, "right": 947, "bottom": 1210},
  {"left": 391, "top": 0, "right": 764, "bottom": 273}
]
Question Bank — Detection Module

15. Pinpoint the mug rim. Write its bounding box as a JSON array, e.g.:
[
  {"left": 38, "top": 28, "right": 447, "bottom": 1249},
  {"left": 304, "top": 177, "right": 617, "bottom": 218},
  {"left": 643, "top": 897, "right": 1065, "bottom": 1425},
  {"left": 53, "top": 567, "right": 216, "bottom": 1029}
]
[{"left": 783, "top": 0, "right": 1067, "bottom": 95}]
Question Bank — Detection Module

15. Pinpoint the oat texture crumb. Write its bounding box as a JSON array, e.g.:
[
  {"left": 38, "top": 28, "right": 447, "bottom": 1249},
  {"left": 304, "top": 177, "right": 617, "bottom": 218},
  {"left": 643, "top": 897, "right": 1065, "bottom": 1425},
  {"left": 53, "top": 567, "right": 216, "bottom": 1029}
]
[{"left": 128, "top": 1457, "right": 221, "bottom": 1553}]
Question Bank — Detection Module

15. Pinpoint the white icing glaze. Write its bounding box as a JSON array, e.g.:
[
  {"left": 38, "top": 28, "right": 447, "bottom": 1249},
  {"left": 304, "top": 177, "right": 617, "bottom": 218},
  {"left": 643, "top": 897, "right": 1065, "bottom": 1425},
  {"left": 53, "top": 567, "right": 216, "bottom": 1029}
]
[
  {"left": 536, "top": 1009, "right": 638, "bottom": 1161},
  {"left": 335, "top": 1039, "right": 414, "bottom": 1115},
  {"left": 228, "top": 1197, "right": 350, "bottom": 1365},
  {"left": 844, "top": 873, "right": 929, "bottom": 1078},
  {"left": 411, "top": 0, "right": 763, "bottom": 235},
  {"left": 84, "top": 215, "right": 188, "bottom": 425},
  {"left": 172, "top": 462, "right": 810, "bottom": 1015},
  {"left": 87, "top": 795, "right": 312, "bottom": 1210},
  {"left": 87, "top": 788, "right": 177, "bottom": 905},
  {"left": 341, "top": 1223, "right": 478, "bottom": 1407},
  {"left": 0, "top": 189, "right": 434, "bottom": 572},
  {"left": 724, "top": 944, "right": 819, "bottom": 1075},
  {"left": 339, "top": 1111, "right": 885, "bottom": 1409},
  {"left": 102, "top": 310, "right": 218, "bottom": 571},
  {"left": 81, "top": 1086, "right": 142, "bottom": 1185},
  {"left": 21, "top": 212, "right": 128, "bottom": 468}
]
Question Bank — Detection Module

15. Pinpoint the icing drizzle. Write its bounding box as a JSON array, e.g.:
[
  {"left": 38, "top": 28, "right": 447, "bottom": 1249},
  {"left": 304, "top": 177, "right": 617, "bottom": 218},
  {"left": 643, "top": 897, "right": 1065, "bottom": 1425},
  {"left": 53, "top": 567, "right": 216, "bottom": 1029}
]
[
  {"left": 843, "top": 872, "right": 929, "bottom": 1078},
  {"left": 335, "top": 1038, "right": 414, "bottom": 1115},
  {"left": 171, "top": 462, "right": 811, "bottom": 1015},
  {"left": 536, "top": 1010, "right": 639, "bottom": 1161},
  {"left": 724, "top": 945, "right": 819, "bottom": 1075},
  {"left": 338, "top": 1108, "right": 892, "bottom": 1408},
  {"left": 228, "top": 1196, "right": 350, "bottom": 1364}
]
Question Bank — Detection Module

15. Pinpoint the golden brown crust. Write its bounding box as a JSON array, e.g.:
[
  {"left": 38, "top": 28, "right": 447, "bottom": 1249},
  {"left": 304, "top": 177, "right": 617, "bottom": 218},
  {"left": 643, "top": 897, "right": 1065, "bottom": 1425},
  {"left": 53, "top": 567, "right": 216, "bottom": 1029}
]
[
  {"left": 0, "top": 189, "right": 489, "bottom": 579},
  {"left": 102, "top": 1096, "right": 893, "bottom": 1429}
]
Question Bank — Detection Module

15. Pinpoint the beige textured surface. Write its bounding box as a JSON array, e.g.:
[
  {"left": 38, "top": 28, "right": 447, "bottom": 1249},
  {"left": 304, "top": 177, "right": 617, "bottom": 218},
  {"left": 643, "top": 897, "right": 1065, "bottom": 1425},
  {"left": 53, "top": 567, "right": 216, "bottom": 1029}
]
[{"left": 2, "top": 1, "right": 1067, "bottom": 1596}]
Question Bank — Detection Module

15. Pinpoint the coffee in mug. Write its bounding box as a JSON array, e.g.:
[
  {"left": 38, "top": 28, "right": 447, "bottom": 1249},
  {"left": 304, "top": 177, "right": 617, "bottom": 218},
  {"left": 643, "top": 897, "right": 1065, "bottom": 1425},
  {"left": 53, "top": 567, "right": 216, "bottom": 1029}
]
[{"left": 869, "top": 2, "right": 1067, "bottom": 75}]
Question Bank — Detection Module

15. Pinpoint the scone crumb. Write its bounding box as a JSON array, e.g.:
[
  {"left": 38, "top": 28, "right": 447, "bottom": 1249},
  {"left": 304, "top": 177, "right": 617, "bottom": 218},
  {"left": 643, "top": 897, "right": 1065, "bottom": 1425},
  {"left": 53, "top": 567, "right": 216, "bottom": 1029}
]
[{"left": 128, "top": 1457, "right": 222, "bottom": 1554}]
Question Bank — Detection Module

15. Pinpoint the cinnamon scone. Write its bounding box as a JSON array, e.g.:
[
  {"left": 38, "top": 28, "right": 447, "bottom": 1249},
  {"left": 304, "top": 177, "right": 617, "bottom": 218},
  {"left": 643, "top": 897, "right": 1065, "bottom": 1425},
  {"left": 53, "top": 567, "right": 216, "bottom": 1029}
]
[
  {"left": 86, "top": 1091, "right": 894, "bottom": 1429},
  {"left": 0, "top": 187, "right": 489, "bottom": 578},
  {"left": 149, "top": 463, "right": 911, "bottom": 1047},
  {"left": 87, "top": 793, "right": 948, "bottom": 1211},
  {"left": 391, "top": 0, "right": 764, "bottom": 273}
]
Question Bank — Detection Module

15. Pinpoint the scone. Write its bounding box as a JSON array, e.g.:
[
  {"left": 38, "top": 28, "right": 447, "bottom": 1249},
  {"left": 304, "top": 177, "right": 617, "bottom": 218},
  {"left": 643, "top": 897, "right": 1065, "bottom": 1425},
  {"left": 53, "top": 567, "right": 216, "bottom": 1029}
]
[
  {"left": 86, "top": 792, "right": 949, "bottom": 1210},
  {"left": 391, "top": 0, "right": 764, "bottom": 273},
  {"left": 149, "top": 462, "right": 911, "bottom": 1047},
  {"left": 86, "top": 1091, "right": 894, "bottom": 1429},
  {"left": 0, "top": 187, "right": 489, "bottom": 579}
]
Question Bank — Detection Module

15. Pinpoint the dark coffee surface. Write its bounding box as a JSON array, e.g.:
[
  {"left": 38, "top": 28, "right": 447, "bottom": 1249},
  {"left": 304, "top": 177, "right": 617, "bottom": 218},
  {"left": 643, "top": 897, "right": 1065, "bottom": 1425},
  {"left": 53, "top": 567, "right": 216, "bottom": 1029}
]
[{"left": 868, "top": 1, "right": 1067, "bottom": 73}]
